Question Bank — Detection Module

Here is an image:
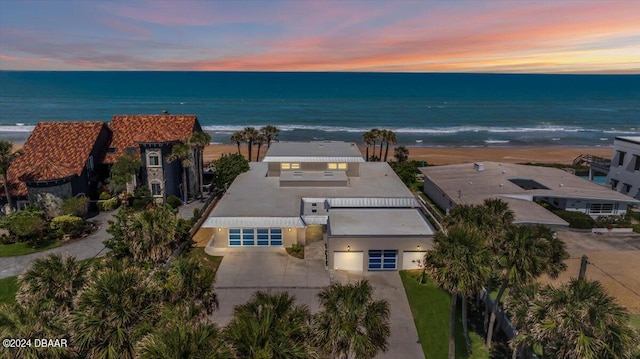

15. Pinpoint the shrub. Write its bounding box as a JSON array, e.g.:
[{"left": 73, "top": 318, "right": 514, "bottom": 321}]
[
  {"left": 131, "top": 197, "right": 153, "bottom": 211},
  {"left": 166, "top": 195, "right": 183, "bottom": 209},
  {"left": 553, "top": 210, "right": 595, "bottom": 229},
  {"left": 98, "top": 197, "right": 120, "bottom": 211},
  {"left": 51, "top": 215, "right": 84, "bottom": 237},
  {"left": 290, "top": 243, "right": 302, "bottom": 254},
  {"left": 7, "top": 211, "right": 46, "bottom": 243},
  {"left": 62, "top": 196, "right": 89, "bottom": 218},
  {"left": 99, "top": 191, "right": 112, "bottom": 200}
]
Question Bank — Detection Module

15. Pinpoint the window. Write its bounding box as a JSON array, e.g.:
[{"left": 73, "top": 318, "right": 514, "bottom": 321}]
[
  {"left": 86, "top": 156, "right": 94, "bottom": 171},
  {"left": 589, "top": 203, "right": 615, "bottom": 214},
  {"left": 280, "top": 163, "right": 300, "bottom": 170},
  {"left": 148, "top": 152, "right": 160, "bottom": 167},
  {"left": 368, "top": 250, "right": 397, "bottom": 270},
  {"left": 634, "top": 155, "right": 640, "bottom": 171},
  {"left": 610, "top": 179, "right": 619, "bottom": 189},
  {"left": 242, "top": 228, "right": 255, "bottom": 246},
  {"left": 229, "top": 229, "right": 241, "bottom": 246},
  {"left": 229, "top": 228, "right": 283, "bottom": 246},
  {"left": 617, "top": 151, "right": 626, "bottom": 166},
  {"left": 257, "top": 228, "right": 269, "bottom": 246},
  {"left": 150, "top": 181, "right": 162, "bottom": 197},
  {"left": 622, "top": 183, "right": 632, "bottom": 194},
  {"left": 327, "top": 163, "right": 347, "bottom": 170}
]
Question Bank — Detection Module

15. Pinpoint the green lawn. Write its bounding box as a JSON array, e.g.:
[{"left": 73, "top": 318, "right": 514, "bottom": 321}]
[
  {"left": 0, "top": 239, "right": 62, "bottom": 257},
  {"left": 185, "top": 247, "right": 223, "bottom": 275},
  {"left": 629, "top": 314, "right": 640, "bottom": 331},
  {"left": 400, "top": 270, "right": 490, "bottom": 359},
  {"left": 0, "top": 276, "right": 19, "bottom": 304}
]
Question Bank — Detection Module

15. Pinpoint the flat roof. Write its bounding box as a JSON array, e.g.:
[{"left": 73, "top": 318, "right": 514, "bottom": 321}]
[
  {"left": 420, "top": 162, "right": 639, "bottom": 205},
  {"left": 208, "top": 162, "right": 415, "bottom": 219},
  {"left": 615, "top": 136, "right": 640, "bottom": 146},
  {"left": 328, "top": 209, "right": 435, "bottom": 236},
  {"left": 263, "top": 141, "right": 365, "bottom": 162}
]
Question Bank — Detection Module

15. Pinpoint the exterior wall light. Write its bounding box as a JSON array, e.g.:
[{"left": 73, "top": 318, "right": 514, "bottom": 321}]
[
  {"left": 417, "top": 245, "right": 421, "bottom": 250},
  {"left": 288, "top": 228, "right": 292, "bottom": 232},
  {"left": 347, "top": 245, "right": 351, "bottom": 251},
  {"left": 218, "top": 228, "right": 222, "bottom": 232}
]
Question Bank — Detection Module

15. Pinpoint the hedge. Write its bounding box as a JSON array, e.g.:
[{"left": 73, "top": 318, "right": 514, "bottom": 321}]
[{"left": 553, "top": 210, "right": 595, "bottom": 229}]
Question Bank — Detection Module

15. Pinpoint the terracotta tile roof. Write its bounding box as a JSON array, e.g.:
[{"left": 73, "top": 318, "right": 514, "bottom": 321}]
[
  {"left": 2, "top": 122, "right": 107, "bottom": 197},
  {"left": 104, "top": 115, "right": 200, "bottom": 164}
]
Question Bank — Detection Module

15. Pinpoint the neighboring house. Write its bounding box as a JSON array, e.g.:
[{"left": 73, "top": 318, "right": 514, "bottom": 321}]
[
  {"left": 1, "top": 122, "right": 111, "bottom": 216},
  {"left": 104, "top": 114, "right": 203, "bottom": 203},
  {"left": 420, "top": 162, "right": 640, "bottom": 226},
  {"left": 203, "top": 141, "right": 435, "bottom": 272},
  {"left": 606, "top": 136, "right": 640, "bottom": 200}
]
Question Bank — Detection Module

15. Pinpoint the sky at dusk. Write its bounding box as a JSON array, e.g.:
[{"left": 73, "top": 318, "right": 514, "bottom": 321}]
[{"left": 0, "top": 0, "right": 638, "bottom": 73}]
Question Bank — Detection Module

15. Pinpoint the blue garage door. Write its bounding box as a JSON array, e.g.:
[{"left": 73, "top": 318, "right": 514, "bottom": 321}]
[
  {"left": 229, "top": 228, "right": 282, "bottom": 246},
  {"left": 368, "top": 250, "right": 398, "bottom": 270}
]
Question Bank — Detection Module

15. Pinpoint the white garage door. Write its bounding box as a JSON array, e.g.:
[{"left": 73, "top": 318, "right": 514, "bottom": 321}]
[
  {"left": 402, "top": 251, "right": 427, "bottom": 270},
  {"left": 333, "top": 251, "right": 363, "bottom": 271}
]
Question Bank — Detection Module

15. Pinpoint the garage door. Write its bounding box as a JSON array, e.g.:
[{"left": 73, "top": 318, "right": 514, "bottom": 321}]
[
  {"left": 368, "top": 250, "right": 397, "bottom": 271},
  {"left": 334, "top": 252, "right": 363, "bottom": 271},
  {"left": 229, "top": 228, "right": 283, "bottom": 246},
  {"left": 402, "top": 251, "right": 427, "bottom": 270}
]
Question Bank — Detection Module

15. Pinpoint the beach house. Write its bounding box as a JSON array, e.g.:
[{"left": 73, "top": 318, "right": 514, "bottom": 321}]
[
  {"left": 1, "top": 122, "right": 112, "bottom": 216},
  {"left": 203, "top": 141, "right": 435, "bottom": 272},
  {"left": 606, "top": 136, "right": 640, "bottom": 200},
  {"left": 420, "top": 162, "right": 639, "bottom": 226},
  {"left": 104, "top": 114, "right": 203, "bottom": 203}
]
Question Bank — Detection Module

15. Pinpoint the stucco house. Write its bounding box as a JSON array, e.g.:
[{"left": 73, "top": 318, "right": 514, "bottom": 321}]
[
  {"left": 420, "top": 162, "right": 640, "bottom": 226},
  {"left": 203, "top": 141, "right": 435, "bottom": 272},
  {"left": 1, "top": 122, "right": 112, "bottom": 216},
  {"left": 607, "top": 136, "right": 640, "bottom": 200},
  {"left": 104, "top": 114, "right": 203, "bottom": 203}
]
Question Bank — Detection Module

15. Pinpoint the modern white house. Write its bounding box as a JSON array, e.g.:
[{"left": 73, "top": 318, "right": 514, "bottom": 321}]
[
  {"left": 420, "top": 162, "right": 639, "bottom": 226},
  {"left": 203, "top": 141, "right": 435, "bottom": 272},
  {"left": 606, "top": 136, "right": 640, "bottom": 200}
]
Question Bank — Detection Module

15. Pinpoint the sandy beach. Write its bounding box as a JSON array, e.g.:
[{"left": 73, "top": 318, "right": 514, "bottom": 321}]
[{"left": 203, "top": 144, "right": 613, "bottom": 166}]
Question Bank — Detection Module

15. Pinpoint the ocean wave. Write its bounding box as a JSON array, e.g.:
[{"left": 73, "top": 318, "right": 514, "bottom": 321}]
[
  {"left": 0, "top": 125, "right": 35, "bottom": 132},
  {"left": 483, "top": 140, "right": 510, "bottom": 144}
]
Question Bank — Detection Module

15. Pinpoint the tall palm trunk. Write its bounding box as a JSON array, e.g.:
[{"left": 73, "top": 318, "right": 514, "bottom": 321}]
[
  {"left": 462, "top": 297, "right": 472, "bottom": 356},
  {"left": 486, "top": 281, "right": 508, "bottom": 345},
  {"left": 247, "top": 140, "right": 253, "bottom": 162},
  {"left": 236, "top": 142, "right": 241, "bottom": 155},
  {"left": 449, "top": 294, "right": 458, "bottom": 359},
  {"left": 1, "top": 173, "right": 12, "bottom": 214},
  {"left": 365, "top": 146, "right": 369, "bottom": 162},
  {"left": 182, "top": 165, "right": 188, "bottom": 202},
  {"left": 256, "top": 143, "right": 262, "bottom": 161},
  {"left": 198, "top": 148, "right": 205, "bottom": 199},
  {"left": 384, "top": 142, "right": 390, "bottom": 162},
  {"left": 378, "top": 140, "right": 384, "bottom": 161}
]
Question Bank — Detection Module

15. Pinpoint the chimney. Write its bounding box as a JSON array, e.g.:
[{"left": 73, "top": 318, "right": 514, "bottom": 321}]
[{"left": 474, "top": 162, "right": 484, "bottom": 171}]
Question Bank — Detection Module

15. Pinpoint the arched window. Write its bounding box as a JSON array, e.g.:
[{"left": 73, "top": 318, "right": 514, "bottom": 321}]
[{"left": 147, "top": 151, "right": 160, "bottom": 167}]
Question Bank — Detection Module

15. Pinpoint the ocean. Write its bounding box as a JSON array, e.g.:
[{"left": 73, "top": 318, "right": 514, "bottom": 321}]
[{"left": 0, "top": 71, "right": 638, "bottom": 146}]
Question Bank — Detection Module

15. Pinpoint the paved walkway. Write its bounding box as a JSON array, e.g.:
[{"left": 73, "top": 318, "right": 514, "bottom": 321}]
[
  {"left": 0, "top": 200, "right": 209, "bottom": 279},
  {"left": 208, "top": 240, "right": 424, "bottom": 359},
  {"left": 0, "top": 210, "right": 115, "bottom": 279}
]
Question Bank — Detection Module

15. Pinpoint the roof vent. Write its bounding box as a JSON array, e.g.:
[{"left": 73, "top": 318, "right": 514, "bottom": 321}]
[{"left": 474, "top": 163, "right": 484, "bottom": 171}]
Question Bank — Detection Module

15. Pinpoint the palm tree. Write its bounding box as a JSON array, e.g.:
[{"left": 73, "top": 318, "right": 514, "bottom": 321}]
[
  {"left": 254, "top": 133, "right": 266, "bottom": 161},
  {"left": 17, "top": 254, "right": 88, "bottom": 316},
  {"left": 136, "top": 320, "right": 233, "bottom": 359},
  {"left": 0, "top": 140, "right": 21, "bottom": 213},
  {"left": 485, "top": 225, "right": 569, "bottom": 345},
  {"left": 0, "top": 303, "right": 69, "bottom": 359},
  {"left": 260, "top": 125, "right": 280, "bottom": 148},
  {"left": 129, "top": 205, "right": 179, "bottom": 265},
  {"left": 242, "top": 127, "right": 259, "bottom": 162},
  {"left": 230, "top": 131, "right": 244, "bottom": 156},
  {"left": 189, "top": 131, "right": 211, "bottom": 199},
  {"left": 312, "top": 280, "right": 390, "bottom": 359},
  {"left": 224, "top": 291, "right": 316, "bottom": 359},
  {"left": 504, "top": 282, "right": 540, "bottom": 359},
  {"left": 377, "top": 129, "right": 386, "bottom": 161},
  {"left": 163, "top": 257, "right": 218, "bottom": 318},
  {"left": 425, "top": 225, "right": 491, "bottom": 358},
  {"left": 510, "top": 279, "right": 638, "bottom": 358},
  {"left": 362, "top": 131, "right": 375, "bottom": 162},
  {"left": 71, "top": 264, "right": 162, "bottom": 359},
  {"left": 369, "top": 128, "right": 381, "bottom": 161},
  {"left": 383, "top": 130, "right": 397, "bottom": 162},
  {"left": 167, "top": 141, "right": 192, "bottom": 202},
  {"left": 394, "top": 145, "right": 409, "bottom": 162}
]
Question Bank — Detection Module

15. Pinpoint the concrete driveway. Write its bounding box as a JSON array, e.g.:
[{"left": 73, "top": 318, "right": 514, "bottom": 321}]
[
  {"left": 557, "top": 228, "right": 640, "bottom": 254},
  {"left": 208, "top": 241, "right": 424, "bottom": 359}
]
